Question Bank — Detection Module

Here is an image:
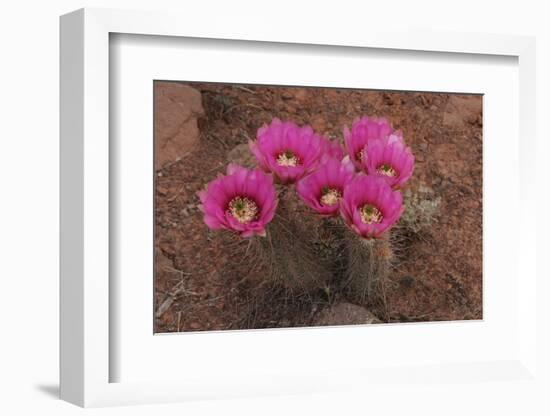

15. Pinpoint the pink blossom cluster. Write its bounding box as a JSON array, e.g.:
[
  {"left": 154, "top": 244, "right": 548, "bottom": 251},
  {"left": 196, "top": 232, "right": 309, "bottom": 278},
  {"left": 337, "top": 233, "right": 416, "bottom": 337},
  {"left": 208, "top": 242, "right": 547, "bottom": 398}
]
[{"left": 198, "top": 116, "right": 414, "bottom": 239}]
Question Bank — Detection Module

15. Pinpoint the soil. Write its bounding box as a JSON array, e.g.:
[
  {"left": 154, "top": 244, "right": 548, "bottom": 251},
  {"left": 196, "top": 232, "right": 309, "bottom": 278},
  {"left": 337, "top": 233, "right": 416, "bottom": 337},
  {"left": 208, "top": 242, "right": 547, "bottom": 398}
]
[{"left": 153, "top": 81, "right": 482, "bottom": 333}]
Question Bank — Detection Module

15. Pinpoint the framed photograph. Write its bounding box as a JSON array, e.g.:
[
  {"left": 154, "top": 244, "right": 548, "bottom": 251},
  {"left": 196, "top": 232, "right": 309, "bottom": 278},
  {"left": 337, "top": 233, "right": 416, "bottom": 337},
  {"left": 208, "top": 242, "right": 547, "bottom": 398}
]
[{"left": 60, "top": 8, "right": 539, "bottom": 408}]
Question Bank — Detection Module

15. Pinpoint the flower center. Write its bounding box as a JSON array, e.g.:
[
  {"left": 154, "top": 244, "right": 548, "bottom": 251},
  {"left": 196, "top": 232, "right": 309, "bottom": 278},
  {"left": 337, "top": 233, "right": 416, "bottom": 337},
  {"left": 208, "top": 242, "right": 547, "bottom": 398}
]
[
  {"left": 320, "top": 187, "right": 341, "bottom": 206},
  {"left": 359, "top": 204, "right": 383, "bottom": 224},
  {"left": 227, "top": 196, "right": 258, "bottom": 224},
  {"left": 377, "top": 163, "right": 397, "bottom": 177},
  {"left": 276, "top": 150, "right": 300, "bottom": 167},
  {"left": 355, "top": 149, "right": 365, "bottom": 162}
]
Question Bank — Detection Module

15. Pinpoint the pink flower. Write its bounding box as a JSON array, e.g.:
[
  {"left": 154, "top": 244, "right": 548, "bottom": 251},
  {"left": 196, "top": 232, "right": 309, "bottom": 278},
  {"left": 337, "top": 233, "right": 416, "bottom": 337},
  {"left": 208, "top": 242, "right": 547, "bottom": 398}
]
[
  {"left": 249, "top": 118, "right": 324, "bottom": 184},
  {"left": 198, "top": 164, "right": 278, "bottom": 237},
  {"left": 340, "top": 175, "right": 404, "bottom": 239},
  {"left": 343, "top": 116, "right": 398, "bottom": 170},
  {"left": 319, "top": 137, "right": 344, "bottom": 162},
  {"left": 296, "top": 158, "right": 355, "bottom": 216},
  {"left": 363, "top": 138, "right": 414, "bottom": 189}
]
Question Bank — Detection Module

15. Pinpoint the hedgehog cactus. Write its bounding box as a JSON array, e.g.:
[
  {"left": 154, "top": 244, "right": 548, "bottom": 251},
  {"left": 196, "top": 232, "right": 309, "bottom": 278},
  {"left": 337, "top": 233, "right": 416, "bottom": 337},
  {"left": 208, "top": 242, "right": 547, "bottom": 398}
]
[{"left": 198, "top": 115, "right": 415, "bottom": 310}]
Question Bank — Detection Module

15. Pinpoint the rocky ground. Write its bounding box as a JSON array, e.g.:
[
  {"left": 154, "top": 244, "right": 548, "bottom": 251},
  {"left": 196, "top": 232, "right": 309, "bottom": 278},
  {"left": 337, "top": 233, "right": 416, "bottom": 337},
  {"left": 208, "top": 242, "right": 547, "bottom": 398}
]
[{"left": 153, "top": 81, "right": 483, "bottom": 332}]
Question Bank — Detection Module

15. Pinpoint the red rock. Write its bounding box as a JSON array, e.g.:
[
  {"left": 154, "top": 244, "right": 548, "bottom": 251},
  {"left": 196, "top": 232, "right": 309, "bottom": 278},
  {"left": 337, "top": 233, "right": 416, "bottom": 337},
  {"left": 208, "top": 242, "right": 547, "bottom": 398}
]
[
  {"left": 293, "top": 89, "right": 309, "bottom": 103},
  {"left": 310, "top": 114, "right": 327, "bottom": 133},
  {"left": 443, "top": 95, "right": 482, "bottom": 128},
  {"left": 189, "top": 322, "right": 201, "bottom": 330},
  {"left": 154, "top": 82, "right": 205, "bottom": 170},
  {"left": 313, "top": 303, "right": 381, "bottom": 326}
]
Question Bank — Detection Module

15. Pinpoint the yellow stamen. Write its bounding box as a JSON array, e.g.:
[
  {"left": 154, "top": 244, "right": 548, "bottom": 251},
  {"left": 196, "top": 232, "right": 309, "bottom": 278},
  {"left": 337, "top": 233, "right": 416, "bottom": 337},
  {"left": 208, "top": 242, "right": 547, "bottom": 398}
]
[
  {"left": 276, "top": 150, "right": 300, "bottom": 167},
  {"left": 359, "top": 204, "right": 383, "bottom": 224},
  {"left": 227, "top": 196, "right": 258, "bottom": 224},
  {"left": 320, "top": 187, "right": 341, "bottom": 206},
  {"left": 377, "top": 163, "right": 397, "bottom": 177}
]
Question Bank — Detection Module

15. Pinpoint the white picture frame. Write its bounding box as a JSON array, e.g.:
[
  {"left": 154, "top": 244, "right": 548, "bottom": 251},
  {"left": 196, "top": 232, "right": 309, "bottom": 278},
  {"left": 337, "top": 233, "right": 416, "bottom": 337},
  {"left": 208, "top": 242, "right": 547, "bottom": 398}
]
[{"left": 60, "top": 7, "right": 539, "bottom": 408}]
